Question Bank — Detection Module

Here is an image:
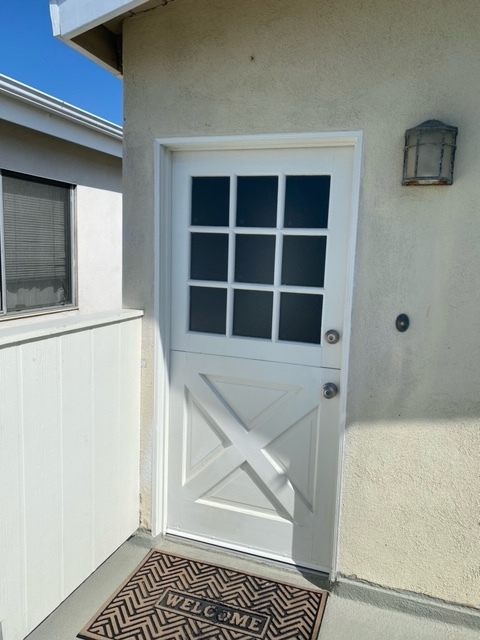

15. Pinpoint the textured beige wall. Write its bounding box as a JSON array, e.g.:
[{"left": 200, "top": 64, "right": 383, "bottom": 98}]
[{"left": 122, "top": 0, "right": 480, "bottom": 606}]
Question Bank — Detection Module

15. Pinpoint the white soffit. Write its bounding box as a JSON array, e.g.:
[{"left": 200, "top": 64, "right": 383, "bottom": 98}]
[
  {"left": 50, "top": 0, "right": 150, "bottom": 39},
  {"left": 0, "top": 75, "right": 122, "bottom": 158}
]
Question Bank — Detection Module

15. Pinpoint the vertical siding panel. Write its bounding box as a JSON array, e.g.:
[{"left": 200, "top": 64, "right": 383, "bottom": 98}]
[
  {"left": 92, "top": 324, "right": 122, "bottom": 566},
  {"left": 21, "top": 339, "right": 63, "bottom": 632},
  {"left": 0, "top": 314, "right": 141, "bottom": 640},
  {"left": 117, "top": 320, "right": 141, "bottom": 539},
  {"left": 61, "top": 331, "right": 95, "bottom": 597},
  {"left": 0, "top": 346, "right": 27, "bottom": 640}
]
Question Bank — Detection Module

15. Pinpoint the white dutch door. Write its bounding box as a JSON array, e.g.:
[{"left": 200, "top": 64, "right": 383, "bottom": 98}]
[{"left": 167, "top": 145, "right": 354, "bottom": 572}]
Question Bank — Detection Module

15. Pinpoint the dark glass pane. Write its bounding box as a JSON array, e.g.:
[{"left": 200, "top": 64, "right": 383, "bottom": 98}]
[
  {"left": 281, "top": 236, "right": 326, "bottom": 287},
  {"left": 189, "top": 286, "right": 227, "bottom": 334},
  {"left": 236, "top": 176, "right": 278, "bottom": 227},
  {"left": 235, "top": 235, "right": 275, "bottom": 284},
  {"left": 233, "top": 289, "right": 273, "bottom": 339},
  {"left": 191, "top": 177, "right": 230, "bottom": 226},
  {"left": 284, "top": 176, "right": 330, "bottom": 228},
  {"left": 190, "top": 233, "right": 228, "bottom": 281},
  {"left": 279, "top": 293, "right": 323, "bottom": 344}
]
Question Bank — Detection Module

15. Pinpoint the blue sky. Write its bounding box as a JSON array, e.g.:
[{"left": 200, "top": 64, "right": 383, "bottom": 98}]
[{"left": 0, "top": 0, "right": 122, "bottom": 125}]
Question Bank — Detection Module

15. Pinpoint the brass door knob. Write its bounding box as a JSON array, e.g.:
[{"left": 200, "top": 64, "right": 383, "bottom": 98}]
[{"left": 322, "top": 383, "right": 338, "bottom": 399}]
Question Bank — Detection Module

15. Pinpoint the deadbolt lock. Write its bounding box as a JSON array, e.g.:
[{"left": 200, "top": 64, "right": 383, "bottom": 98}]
[
  {"left": 322, "top": 383, "right": 338, "bottom": 400},
  {"left": 324, "top": 329, "right": 340, "bottom": 344}
]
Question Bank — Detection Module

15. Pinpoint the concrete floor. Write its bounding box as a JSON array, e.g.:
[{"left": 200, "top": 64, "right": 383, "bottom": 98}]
[{"left": 26, "top": 534, "right": 480, "bottom": 640}]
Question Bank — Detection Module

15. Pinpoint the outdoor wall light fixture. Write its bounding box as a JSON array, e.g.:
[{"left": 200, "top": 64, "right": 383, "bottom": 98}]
[{"left": 402, "top": 119, "right": 458, "bottom": 185}]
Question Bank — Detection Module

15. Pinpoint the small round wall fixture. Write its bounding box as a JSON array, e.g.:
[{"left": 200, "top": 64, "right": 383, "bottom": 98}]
[
  {"left": 402, "top": 119, "right": 458, "bottom": 185},
  {"left": 396, "top": 314, "right": 410, "bottom": 332}
]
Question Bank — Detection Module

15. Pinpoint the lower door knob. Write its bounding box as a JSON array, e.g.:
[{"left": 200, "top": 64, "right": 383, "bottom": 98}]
[{"left": 322, "top": 383, "right": 338, "bottom": 399}]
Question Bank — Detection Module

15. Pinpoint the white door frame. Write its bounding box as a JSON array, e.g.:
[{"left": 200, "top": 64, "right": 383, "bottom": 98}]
[{"left": 152, "top": 131, "right": 363, "bottom": 578}]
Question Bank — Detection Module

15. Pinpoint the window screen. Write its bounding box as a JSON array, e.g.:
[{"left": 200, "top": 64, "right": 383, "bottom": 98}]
[{"left": 1, "top": 172, "right": 73, "bottom": 313}]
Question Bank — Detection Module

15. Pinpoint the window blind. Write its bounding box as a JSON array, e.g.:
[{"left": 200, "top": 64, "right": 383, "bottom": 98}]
[{"left": 2, "top": 174, "right": 71, "bottom": 311}]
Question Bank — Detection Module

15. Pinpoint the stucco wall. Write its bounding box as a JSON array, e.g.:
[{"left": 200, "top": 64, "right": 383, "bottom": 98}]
[
  {"left": 0, "top": 120, "right": 122, "bottom": 321},
  {"left": 122, "top": 0, "right": 480, "bottom": 607}
]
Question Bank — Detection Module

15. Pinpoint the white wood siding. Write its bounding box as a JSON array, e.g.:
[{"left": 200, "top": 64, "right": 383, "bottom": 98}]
[{"left": 0, "top": 311, "right": 142, "bottom": 640}]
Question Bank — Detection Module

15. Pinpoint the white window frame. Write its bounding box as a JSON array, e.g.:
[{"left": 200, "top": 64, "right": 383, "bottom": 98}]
[{"left": 0, "top": 170, "right": 77, "bottom": 318}]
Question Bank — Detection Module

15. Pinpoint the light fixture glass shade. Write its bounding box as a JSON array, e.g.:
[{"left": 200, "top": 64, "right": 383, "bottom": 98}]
[{"left": 402, "top": 119, "right": 458, "bottom": 185}]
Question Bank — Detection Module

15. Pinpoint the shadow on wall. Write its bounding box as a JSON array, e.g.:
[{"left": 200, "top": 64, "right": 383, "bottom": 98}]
[{"left": 0, "top": 120, "right": 122, "bottom": 193}]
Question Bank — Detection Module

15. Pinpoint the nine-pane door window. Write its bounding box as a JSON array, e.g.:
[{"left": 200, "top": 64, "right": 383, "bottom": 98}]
[{"left": 188, "top": 174, "right": 330, "bottom": 344}]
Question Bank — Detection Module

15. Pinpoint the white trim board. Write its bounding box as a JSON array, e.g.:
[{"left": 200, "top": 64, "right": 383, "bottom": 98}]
[
  {"left": 0, "top": 309, "right": 143, "bottom": 348},
  {"left": 157, "top": 132, "right": 361, "bottom": 152},
  {"left": 152, "top": 131, "right": 363, "bottom": 578},
  {"left": 50, "top": 0, "right": 148, "bottom": 39}
]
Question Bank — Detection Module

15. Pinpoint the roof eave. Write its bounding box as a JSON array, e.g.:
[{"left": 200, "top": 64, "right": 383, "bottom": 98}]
[
  {"left": 0, "top": 75, "right": 122, "bottom": 158},
  {"left": 50, "top": 0, "right": 148, "bottom": 40},
  {"left": 50, "top": 0, "right": 148, "bottom": 75}
]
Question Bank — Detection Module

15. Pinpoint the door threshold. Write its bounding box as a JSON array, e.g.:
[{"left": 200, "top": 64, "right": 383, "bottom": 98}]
[{"left": 163, "top": 530, "right": 330, "bottom": 589}]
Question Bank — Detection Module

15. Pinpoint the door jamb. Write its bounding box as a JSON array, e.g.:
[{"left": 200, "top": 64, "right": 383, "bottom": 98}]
[{"left": 152, "top": 131, "right": 363, "bottom": 579}]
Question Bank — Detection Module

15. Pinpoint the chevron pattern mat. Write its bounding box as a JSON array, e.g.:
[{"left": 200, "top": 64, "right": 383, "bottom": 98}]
[{"left": 78, "top": 550, "right": 327, "bottom": 640}]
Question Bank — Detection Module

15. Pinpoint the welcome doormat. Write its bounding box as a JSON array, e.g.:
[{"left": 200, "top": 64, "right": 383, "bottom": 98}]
[{"left": 78, "top": 550, "right": 327, "bottom": 640}]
